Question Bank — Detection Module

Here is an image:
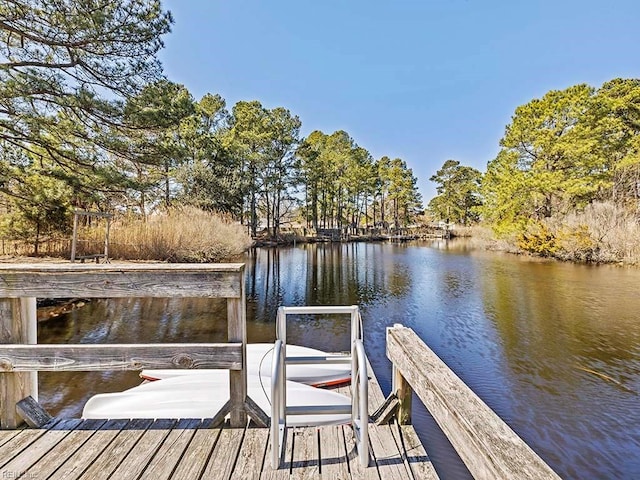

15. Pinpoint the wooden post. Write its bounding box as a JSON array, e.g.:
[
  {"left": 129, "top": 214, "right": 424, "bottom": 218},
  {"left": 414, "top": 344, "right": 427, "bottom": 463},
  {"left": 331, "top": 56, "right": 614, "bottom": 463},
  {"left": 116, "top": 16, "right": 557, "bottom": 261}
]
[
  {"left": 104, "top": 215, "right": 111, "bottom": 263},
  {"left": 390, "top": 324, "right": 412, "bottom": 424},
  {"left": 392, "top": 364, "right": 412, "bottom": 425},
  {"left": 70, "top": 212, "right": 79, "bottom": 262},
  {"left": 0, "top": 297, "right": 37, "bottom": 429},
  {"left": 227, "top": 267, "right": 247, "bottom": 427}
]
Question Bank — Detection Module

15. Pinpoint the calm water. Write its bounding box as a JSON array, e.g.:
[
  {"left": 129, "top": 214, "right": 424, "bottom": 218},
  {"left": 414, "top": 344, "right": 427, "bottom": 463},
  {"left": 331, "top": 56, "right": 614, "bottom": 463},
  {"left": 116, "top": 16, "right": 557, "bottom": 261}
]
[{"left": 38, "top": 241, "right": 640, "bottom": 479}]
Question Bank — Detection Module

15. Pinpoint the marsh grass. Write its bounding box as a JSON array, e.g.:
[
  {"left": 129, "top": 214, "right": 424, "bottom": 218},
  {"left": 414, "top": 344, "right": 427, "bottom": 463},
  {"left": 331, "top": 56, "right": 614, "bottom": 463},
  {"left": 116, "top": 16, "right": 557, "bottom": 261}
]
[
  {"left": 550, "top": 202, "right": 640, "bottom": 264},
  {"left": 477, "top": 202, "right": 640, "bottom": 265},
  {"left": 78, "top": 207, "right": 252, "bottom": 262}
]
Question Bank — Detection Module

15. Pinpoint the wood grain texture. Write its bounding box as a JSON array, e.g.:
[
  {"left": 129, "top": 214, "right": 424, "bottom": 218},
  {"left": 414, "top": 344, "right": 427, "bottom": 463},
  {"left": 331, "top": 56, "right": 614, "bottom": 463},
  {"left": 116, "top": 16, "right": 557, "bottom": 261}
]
[
  {"left": 47, "top": 418, "right": 131, "bottom": 480},
  {"left": 108, "top": 418, "right": 175, "bottom": 480},
  {"left": 137, "top": 418, "right": 200, "bottom": 480},
  {"left": 260, "top": 426, "right": 290, "bottom": 480},
  {"left": 318, "top": 424, "right": 350, "bottom": 479},
  {"left": 345, "top": 424, "right": 380, "bottom": 480},
  {"left": 200, "top": 426, "right": 245, "bottom": 480},
  {"left": 2, "top": 418, "right": 82, "bottom": 474},
  {"left": 368, "top": 423, "right": 410, "bottom": 480},
  {"left": 387, "top": 325, "right": 560, "bottom": 480},
  {"left": 392, "top": 365, "right": 412, "bottom": 425},
  {"left": 392, "top": 423, "right": 439, "bottom": 480},
  {"left": 25, "top": 419, "right": 106, "bottom": 478},
  {"left": 0, "top": 263, "right": 244, "bottom": 298},
  {"left": 0, "top": 343, "right": 242, "bottom": 372},
  {"left": 246, "top": 396, "right": 270, "bottom": 428},
  {"left": 232, "top": 426, "right": 269, "bottom": 480},
  {"left": 0, "top": 420, "right": 60, "bottom": 469},
  {"left": 228, "top": 269, "right": 247, "bottom": 427},
  {"left": 290, "top": 427, "right": 320, "bottom": 479},
  {"left": 0, "top": 426, "right": 21, "bottom": 450},
  {"left": 78, "top": 418, "right": 154, "bottom": 480},
  {"left": 0, "top": 297, "right": 36, "bottom": 429},
  {"left": 372, "top": 394, "right": 400, "bottom": 425},
  {"left": 171, "top": 420, "right": 223, "bottom": 480},
  {"left": 16, "top": 395, "right": 53, "bottom": 427}
]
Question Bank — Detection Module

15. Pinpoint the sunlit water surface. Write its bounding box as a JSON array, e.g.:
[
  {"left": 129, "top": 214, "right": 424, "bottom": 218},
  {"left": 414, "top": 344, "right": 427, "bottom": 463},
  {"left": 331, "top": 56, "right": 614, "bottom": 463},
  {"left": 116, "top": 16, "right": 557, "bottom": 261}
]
[{"left": 38, "top": 241, "right": 640, "bottom": 479}]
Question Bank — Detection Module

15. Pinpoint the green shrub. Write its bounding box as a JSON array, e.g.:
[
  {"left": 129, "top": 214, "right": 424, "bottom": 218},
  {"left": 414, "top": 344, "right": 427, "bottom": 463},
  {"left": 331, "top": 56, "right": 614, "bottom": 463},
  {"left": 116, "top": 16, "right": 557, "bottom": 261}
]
[{"left": 517, "top": 221, "right": 559, "bottom": 257}]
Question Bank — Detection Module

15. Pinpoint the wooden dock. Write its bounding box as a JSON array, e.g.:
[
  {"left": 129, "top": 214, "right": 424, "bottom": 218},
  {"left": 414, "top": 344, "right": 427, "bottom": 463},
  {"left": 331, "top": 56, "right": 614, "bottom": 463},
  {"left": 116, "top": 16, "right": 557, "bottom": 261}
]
[
  {"left": 0, "top": 264, "right": 561, "bottom": 479},
  {"left": 0, "top": 364, "right": 437, "bottom": 480}
]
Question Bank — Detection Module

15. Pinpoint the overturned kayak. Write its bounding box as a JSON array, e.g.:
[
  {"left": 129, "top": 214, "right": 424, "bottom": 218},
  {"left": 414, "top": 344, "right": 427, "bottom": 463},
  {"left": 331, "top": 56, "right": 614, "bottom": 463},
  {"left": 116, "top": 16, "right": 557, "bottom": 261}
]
[
  {"left": 82, "top": 372, "right": 352, "bottom": 427},
  {"left": 140, "top": 343, "right": 351, "bottom": 387}
]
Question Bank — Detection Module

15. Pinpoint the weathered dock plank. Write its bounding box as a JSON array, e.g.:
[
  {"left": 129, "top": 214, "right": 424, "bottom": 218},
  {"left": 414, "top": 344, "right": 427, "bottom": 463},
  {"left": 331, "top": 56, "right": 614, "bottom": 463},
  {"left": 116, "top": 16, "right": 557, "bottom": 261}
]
[
  {"left": 47, "top": 418, "right": 131, "bottom": 480},
  {"left": 0, "top": 420, "right": 60, "bottom": 468},
  {"left": 344, "top": 424, "right": 380, "bottom": 480},
  {"left": 138, "top": 418, "right": 201, "bottom": 480},
  {"left": 391, "top": 423, "right": 439, "bottom": 480},
  {"left": 260, "top": 428, "right": 290, "bottom": 480},
  {"left": 1, "top": 418, "right": 82, "bottom": 474},
  {"left": 290, "top": 427, "right": 320, "bottom": 479},
  {"left": 368, "top": 423, "right": 410, "bottom": 480},
  {"left": 200, "top": 425, "right": 245, "bottom": 479},
  {"left": 232, "top": 425, "right": 269, "bottom": 480},
  {"left": 109, "top": 418, "right": 176, "bottom": 480},
  {"left": 170, "top": 419, "right": 223, "bottom": 480},
  {"left": 78, "top": 418, "right": 154, "bottom": 479},
  {"left": 364, "top": 357, "right": 439, "bottom": 480},
  {"left": 25, "top": 419, "right": 106, "bottom": 478},
  {"left": 364, "top": 360, "right": 413, "bottom": 480},
  {"left": 0, "top": 427, "right": 21, "bottom": 450},
  {"left": 318, "top": 424, "right": 350, "bottom": 479}
]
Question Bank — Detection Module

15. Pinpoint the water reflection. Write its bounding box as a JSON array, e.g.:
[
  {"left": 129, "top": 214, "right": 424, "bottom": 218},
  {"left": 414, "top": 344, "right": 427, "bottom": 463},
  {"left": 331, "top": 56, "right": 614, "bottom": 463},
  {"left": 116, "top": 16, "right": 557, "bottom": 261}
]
[
  {"left": 37, "top": 241, "right": 640, "bottom": 479},
  {"left": 479, "top": 259, "right": 640, "bottom": 478}
]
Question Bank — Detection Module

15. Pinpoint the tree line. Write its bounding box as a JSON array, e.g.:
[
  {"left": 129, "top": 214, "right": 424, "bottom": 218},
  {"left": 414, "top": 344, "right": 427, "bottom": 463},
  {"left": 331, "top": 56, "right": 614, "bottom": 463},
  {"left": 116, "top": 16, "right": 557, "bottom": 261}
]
[
  {"left": 429, "top": 79, "right": 640, "bottom": 227},
  {"left": 0, "top": 1, "right": 422, "bottom": 245}
]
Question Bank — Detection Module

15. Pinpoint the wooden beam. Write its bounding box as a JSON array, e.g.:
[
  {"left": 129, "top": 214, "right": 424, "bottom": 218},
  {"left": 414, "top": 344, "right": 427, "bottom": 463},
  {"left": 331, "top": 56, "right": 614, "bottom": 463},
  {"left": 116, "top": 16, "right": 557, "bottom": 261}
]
[
  {"left": 393, "top": 362, "right": 412, "bottom": 425},
  {"left": 227, "top": 264, "right": 247, "bottom": 427},
  {"left": 0, "top": 343, "right": 242, "bottom": 371},
  {"left": 71, "top": 213, "right": 79, "bottom": 262},
  {"left": 16, "top": 395, "right": 53, "bottom": 428},
  {"left": 387, "top": 325, "right": 561, "bottom": 480},
  {"left": 0, "top": 263, "right": 244, "bottom": 298},
  {"left": 245, "top": 396, "right": 269, "bottom": 428},
  {"left": 0, "top": 297, "right": 37, "bottom": 429},
  {"left": 209, "top": 400, "right": 233, "bottom": 428},
  {"left": 104, "top": 215, "right": 111, "bottom": 262},
  {"left": 371, "top": 392, "right": 399, "bottom": 425}
]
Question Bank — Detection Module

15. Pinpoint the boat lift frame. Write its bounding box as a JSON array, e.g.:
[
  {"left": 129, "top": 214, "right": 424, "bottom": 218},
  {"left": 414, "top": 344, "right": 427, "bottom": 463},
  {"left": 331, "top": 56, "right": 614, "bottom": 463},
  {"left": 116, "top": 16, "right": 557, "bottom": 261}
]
[{"left": 271, "top": 305, "right": 369, "bottom": 468}]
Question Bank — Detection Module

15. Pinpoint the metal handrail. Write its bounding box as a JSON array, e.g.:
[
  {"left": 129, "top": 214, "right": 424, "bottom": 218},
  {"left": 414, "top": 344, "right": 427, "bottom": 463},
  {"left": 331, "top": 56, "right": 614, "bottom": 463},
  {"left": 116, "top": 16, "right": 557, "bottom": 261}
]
[
  {"left": 352, "top": 338, "right": 369, "bottom": 466},
  {"left": 271, "top": 305, "right": 369, "bottom": 469},
  {"left": 271, "top": 339, "right": 285, "bottom": 468}
]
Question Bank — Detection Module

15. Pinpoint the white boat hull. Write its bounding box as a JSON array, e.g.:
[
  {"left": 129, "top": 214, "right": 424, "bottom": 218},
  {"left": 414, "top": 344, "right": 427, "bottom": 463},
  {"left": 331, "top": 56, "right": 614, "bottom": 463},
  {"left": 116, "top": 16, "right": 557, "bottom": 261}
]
[
  {"left": 83, "top": 372, "right": 352, "bottom": 427},
  {"left": 140, "top": 343, "right": 351, "bottom": 387}
]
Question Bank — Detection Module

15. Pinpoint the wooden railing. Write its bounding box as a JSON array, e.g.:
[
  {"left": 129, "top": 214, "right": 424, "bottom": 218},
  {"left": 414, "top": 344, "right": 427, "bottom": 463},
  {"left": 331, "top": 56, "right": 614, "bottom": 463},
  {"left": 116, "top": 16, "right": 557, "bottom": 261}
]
[
  {"left": 386, "top": 324, "right": 561, "bottom": 480},
  {"left": 0, "top": 263, "right": 250, "bottom": 429}
]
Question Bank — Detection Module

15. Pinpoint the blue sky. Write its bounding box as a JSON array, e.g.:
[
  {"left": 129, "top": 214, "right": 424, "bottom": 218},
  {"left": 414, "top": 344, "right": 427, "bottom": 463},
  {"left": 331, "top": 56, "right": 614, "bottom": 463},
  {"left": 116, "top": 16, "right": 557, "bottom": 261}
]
[{"left": 158, "top": 0, "right": 640, "bottom": 202}]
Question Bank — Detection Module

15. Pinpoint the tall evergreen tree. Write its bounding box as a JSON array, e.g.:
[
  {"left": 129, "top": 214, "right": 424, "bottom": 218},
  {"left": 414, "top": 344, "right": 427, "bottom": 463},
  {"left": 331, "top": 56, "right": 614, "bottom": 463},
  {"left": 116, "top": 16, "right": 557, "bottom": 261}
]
[
  {"left": 429, "top": 159, "right": 482, "bottom": 225},
  {"left": 0, "top": 0, "right": 172, "bottom": 201}
]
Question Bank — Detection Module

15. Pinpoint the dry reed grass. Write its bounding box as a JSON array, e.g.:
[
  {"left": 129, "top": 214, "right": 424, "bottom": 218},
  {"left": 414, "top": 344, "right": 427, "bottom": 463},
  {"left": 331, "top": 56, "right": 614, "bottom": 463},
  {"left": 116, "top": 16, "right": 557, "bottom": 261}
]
[
  {"left": 79, "top": 207, "right": 252, "bottom": 262},
  {"left": 549, "top": 202, "right": 640, "bottom": 264},
  {"left": 479, "top": 202, "right": 640, "bottom": 264}
]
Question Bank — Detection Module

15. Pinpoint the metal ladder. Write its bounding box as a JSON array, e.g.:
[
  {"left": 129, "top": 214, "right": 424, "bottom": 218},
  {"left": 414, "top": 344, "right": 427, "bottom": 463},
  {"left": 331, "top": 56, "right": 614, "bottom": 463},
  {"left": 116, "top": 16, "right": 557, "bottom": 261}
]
[{"left": 270, "top": 305, "right": 369, "bottom": 468}]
